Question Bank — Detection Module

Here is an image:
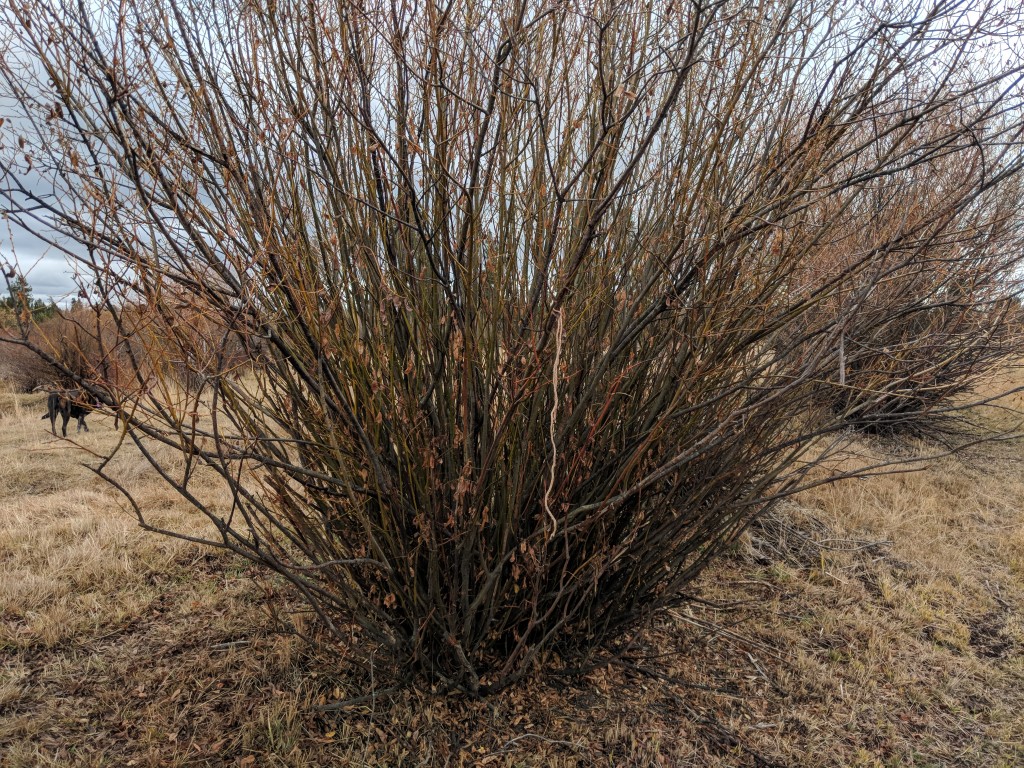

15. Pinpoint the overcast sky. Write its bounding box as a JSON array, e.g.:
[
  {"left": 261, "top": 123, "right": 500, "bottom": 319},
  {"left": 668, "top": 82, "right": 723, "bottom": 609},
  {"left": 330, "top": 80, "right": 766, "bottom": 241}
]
[{"left": 2, "top": 222, "right": 81, "bottom": 304}]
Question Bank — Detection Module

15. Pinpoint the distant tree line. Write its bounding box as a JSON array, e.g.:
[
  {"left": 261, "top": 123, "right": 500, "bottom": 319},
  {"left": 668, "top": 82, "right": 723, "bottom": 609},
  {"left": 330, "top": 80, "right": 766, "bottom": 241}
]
[{"left": 0, "top": 275, "right": 58, "bottom": 325}]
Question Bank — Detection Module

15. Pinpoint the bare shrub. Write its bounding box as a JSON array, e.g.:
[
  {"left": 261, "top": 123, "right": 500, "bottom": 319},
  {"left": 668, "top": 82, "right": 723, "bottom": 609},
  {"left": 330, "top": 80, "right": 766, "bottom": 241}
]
[
  {"left": 0, "top": 339, "right": 55, "bottom": 393},
  {"left": 1, "top": 0, "right": 1022, "bottom": 693},
  {"left": 0, "top": 280, "right": 61, "bottom": 391},
  {"left": 792, "top": 112, "right": 1024, "bottom": 437},
  {"left": 1, "top": 302, "right": 129, "bottom": 401}
]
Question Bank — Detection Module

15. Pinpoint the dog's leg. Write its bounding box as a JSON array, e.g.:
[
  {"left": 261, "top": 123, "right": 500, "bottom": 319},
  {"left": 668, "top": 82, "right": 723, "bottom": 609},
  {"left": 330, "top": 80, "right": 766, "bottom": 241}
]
[{"left": 44, "top": 396, "right": 57, "bottom": 435}]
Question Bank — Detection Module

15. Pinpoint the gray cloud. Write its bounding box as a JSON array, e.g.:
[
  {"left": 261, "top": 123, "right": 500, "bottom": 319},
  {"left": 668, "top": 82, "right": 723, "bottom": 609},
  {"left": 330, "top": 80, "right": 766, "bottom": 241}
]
[{"left": 1, "top": 226, "right": 81, "bottom": 304}]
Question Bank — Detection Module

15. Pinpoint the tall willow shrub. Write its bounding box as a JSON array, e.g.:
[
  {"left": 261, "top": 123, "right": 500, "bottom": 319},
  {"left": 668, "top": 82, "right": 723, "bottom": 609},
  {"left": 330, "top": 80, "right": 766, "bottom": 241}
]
[{"left": 2, "top": 0, "right": 1022, "bottom": 692}]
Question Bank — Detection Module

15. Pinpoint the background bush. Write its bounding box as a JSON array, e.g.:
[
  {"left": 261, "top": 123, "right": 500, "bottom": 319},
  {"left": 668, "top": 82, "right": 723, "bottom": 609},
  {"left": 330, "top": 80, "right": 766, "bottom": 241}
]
[{"left": 792, "top": 118, "right": 1024, "bottom": 438}]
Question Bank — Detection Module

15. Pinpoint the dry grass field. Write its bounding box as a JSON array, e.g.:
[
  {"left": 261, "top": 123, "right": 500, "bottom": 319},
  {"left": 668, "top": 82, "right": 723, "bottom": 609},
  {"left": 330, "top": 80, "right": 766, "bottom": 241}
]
[{"left": 3, "top": 380, "right": 1024, "bottom": 766}]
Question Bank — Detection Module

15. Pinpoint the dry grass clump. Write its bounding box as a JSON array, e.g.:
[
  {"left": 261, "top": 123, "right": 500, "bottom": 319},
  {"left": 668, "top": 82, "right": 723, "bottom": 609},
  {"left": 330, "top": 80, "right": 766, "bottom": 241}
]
[
  {"left": 5, "top": 374, "right": 1024, "bottom": 765},
  {"left": 0, "top": 395, "right": 225, "bottom": 652}
]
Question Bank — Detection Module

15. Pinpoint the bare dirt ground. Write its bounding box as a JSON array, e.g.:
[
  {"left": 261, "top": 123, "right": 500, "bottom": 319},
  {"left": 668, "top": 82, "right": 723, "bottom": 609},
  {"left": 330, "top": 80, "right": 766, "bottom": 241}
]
[{"left": 3, "top": 383, "right": 1024, "bottom": 766}]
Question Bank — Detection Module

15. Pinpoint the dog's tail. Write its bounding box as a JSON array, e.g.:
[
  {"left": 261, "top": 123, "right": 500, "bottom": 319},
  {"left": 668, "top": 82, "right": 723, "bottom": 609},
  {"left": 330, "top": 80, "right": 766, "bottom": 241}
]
[{"left": 41, "top": 412, "right": 49, "bottom": 420}]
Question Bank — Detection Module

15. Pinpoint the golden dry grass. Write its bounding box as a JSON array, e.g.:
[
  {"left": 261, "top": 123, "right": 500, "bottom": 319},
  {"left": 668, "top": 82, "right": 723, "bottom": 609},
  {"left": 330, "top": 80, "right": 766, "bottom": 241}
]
[{"left": 3, "top": 382, "right": 1024, "bottom": 766}]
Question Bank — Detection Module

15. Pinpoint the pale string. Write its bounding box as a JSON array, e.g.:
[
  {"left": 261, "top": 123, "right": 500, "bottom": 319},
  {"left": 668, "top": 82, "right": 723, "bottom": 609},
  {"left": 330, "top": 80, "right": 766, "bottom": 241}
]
[{"left": 544, "top": 308, "right": 563, "bottom": 537}]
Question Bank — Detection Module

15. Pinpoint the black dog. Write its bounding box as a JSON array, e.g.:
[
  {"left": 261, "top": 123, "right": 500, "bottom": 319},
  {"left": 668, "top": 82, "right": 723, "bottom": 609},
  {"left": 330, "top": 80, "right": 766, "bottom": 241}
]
[{"left": 41, "top": 390, "right": 94, "bottom": 437}]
